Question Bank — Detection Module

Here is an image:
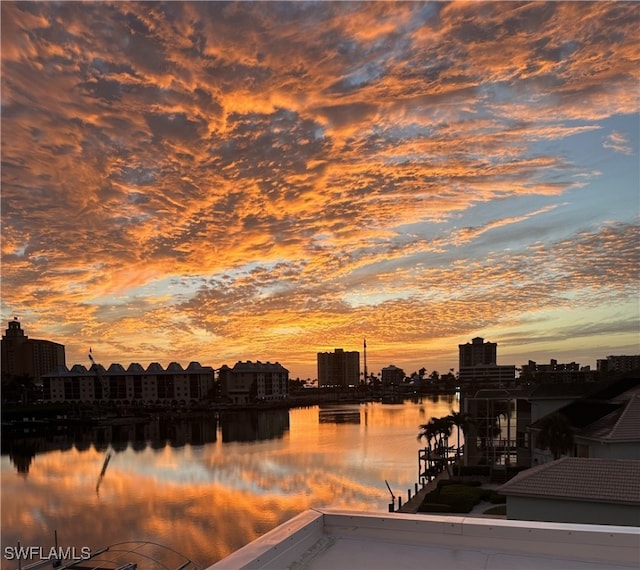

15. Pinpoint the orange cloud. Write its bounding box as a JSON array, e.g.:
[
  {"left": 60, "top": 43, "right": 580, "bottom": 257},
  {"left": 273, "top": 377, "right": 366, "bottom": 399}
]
[{"left": 1, "top": 2, "right": 638, "bottom": 378}]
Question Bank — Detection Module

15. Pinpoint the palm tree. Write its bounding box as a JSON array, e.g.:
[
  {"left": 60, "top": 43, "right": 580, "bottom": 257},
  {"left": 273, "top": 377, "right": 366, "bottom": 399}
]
[
  {"left": 417, "top": 418, "right": 437, "bottom": 452},
  {"left": 447, "top": 410, "right": 474, "bottom": 454},
  {"left": 535, "top": 412, "right": 575, "bottom": 460},
  {"left": 435, "top": 416, "right": 453, "bottom": 450},
  {"left": 418, "top": 416, "right": 454, "bottom": 477},
  {"left": 3, "top": 373, "right": 38, "bottom": 405}
]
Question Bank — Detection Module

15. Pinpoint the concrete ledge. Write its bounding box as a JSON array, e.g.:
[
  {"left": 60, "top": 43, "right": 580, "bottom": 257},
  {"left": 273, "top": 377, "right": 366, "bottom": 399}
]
[
  {"left": 206, "top": 509, "right": 324, "bottom": 569},
  {"left": 204, "top": 509, "right": 640, "bottom": 570}
]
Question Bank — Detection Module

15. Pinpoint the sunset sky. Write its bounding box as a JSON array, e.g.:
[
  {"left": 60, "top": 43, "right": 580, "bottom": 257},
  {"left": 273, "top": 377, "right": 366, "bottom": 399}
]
[{"left": 1, "top": 1, "right": 638, "bottom": 380}]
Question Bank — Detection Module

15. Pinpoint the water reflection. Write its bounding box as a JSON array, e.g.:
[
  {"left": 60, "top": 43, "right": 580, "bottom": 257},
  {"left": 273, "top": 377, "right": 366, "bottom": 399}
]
[
  {"left": 2, "top": 398, "right": 457, "bottom": 569},
  {"left": 2, "top": 410, "right": 299, "bottom": 476},
  {"left": 318, "top": 405, "right": 361, "bottom": 424},
  {"left": 219, "top": 409, "right": 289, "bottom": 442},
  {"left": 2, "top": 418, "right": 220, "bottom": 475}
]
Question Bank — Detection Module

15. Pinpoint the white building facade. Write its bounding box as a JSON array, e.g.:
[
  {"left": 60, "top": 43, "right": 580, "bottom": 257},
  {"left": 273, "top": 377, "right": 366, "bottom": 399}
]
[{"left": 42, "top": 361, "right": 214, "bottom": 406}]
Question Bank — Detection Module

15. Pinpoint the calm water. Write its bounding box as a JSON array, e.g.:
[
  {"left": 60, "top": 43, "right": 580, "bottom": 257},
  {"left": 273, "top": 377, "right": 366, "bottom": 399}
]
[{"left": 1, "top": 397, "right": 457, "bottom": 569}]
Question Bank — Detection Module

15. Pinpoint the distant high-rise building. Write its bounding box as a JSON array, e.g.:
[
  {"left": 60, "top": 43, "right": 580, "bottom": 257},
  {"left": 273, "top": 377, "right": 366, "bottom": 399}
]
[
  {"left": 317, "top": 348, "right": 360, "bottom": 388},
  {"left": 457, "top": 364, "right": 516, "bottom": 384},
  {"left": 597, "top": 355, "right": 640, "bottom": 374},
  {"left": 1, "top": 318, "right": 65, "bottom": 382},
  {"left": 459, "top": 337, "right": 497, "bottom": 369},
  {"left": 521, "top": 359, "right": 593, "bottom": 384},
  {"left": 458, "top": 337, "right": 515, "bottom": 384}
]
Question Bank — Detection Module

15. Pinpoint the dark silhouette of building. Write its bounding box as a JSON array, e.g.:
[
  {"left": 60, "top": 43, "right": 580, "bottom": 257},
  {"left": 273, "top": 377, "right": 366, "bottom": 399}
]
[
  {"left": 459, "top": 337, "right": 497, "bottom": 368},
  {"left": 597, "top": 355, "right": 640, "bottom": 375},
  {"left": 521, "top": 359, "right": 594, "bottom": 384},
  {"left": 218, "top": 360, "right": 289, "bottom": 405},
  {"left": 381, "top": 364, "right": 405, "bottom": 385},
  {"left": 458, "top": 337, "right": 515, "bottom": 385},
  {"left": 1, "top": 317, "right": 65, "bottom": 383},
  {"left": 317, "top": 348, "right": 360, "bottom": 388}
]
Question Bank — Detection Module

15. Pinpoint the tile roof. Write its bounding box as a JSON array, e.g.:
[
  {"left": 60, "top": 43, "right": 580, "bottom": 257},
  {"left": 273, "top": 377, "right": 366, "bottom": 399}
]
[
  {"left": 499, "top": 458, "right": 640, "bottom": 505},
  {"left": 578, "top": 394, "right": 640, "bottom": 442},
  {"left": 529, "top": 380, "right": 640, "bottom": 434},
  {"left": 610, "top": 384, "right": 640, "bottom": 404},
  {"left": 530, "top": 400, "right": 621, "bottom": 429}
]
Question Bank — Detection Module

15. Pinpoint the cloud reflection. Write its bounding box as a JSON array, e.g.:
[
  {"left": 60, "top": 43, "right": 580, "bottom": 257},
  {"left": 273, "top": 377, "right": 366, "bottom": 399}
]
[{"left": 1, "top": 401, "right": 456, "bottom": 567}]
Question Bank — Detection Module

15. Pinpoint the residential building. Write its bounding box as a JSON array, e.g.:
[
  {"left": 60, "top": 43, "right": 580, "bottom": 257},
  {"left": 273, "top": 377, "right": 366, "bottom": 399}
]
[
  {"left": 218, "top": 360, "right": 289, "bottom": 405},
  {"left": 508, "top": 382, "right": 591, "bottom": 466},
  {"left": 458, "top": 337, "right": 515, "bottom": 385},
  {"left": 458, "top": 336, "right": 496, "bottom": 368},
  {"left": 381, "top": 364, "right": 405, "bottom": 385},
  {"left": 458, "top": 364, "right": 516, "bottom": 385},
  {"left": 485, "top": 376, "right": 640, "bottom": 467},
  {"left": 42, "top": 361, "right": 214, "bottom": 405},
  {"left": 528, "top": 376, "right": 640, "bottom": 464},
  {"left": 526, "top": 383, "right": 596, "bottom": 426},
  {"left": 1, "top": 318, "right": 65, "bottom": 382},
  {"left": 521, "top": 359, "right": 595, "bottom": 383},
  {"left": 461, "top": 387, "right": 519, "bottom": 467},
  {"left": 317, "top": 348, "right": 360, "bottom": 388},
  {"left": 499, "top": 457, "right": 640, "bottom": 527},
  {"left": 597, "top": 355, "right": 640, "bottom": 375},
  {"left": 574, "top": 392, "right": 640, "bottom": 460}
]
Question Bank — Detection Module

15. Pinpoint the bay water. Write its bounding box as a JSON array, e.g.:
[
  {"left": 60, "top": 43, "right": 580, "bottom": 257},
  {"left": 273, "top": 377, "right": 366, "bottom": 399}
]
[{"left": 1, "top": 396, "right": 458, "bottom": 568}]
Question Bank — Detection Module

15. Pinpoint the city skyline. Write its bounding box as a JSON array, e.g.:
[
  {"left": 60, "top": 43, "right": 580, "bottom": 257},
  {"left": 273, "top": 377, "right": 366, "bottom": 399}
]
[
  {"left": 1, "top": 314, "right": 628, "bottom": 383},
  {"left": 2, "top": 2, "right": 639, "bottom": 380}
]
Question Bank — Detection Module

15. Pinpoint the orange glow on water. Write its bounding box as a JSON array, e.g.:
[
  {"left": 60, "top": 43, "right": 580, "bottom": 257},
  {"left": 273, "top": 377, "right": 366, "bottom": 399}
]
[{"left": 1, "top": 400, "right": 457, "bottom": 567}]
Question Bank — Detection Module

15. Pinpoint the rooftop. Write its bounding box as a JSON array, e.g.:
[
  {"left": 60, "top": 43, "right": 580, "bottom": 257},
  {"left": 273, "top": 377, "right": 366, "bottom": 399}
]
[
  {"left": 231, "top": 360, "right": 289, "bottom": 372},
  {"left": 529, "top": 379, "right": 640, "bottom": 433},
  {"left": 499, "top": 458, "right": 640, "bottom": 505},
  {"left": 578, "top": 393, "right": 640, "bottom": 442},
  {"left": 205, "top": 509, "right": 639, "bottom": 570}
]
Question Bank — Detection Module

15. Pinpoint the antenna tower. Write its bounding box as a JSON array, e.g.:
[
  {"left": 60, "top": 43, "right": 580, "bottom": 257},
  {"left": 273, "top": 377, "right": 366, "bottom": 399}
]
[{"left": 363, "top": 338, "right": 368, "bottom": 384}]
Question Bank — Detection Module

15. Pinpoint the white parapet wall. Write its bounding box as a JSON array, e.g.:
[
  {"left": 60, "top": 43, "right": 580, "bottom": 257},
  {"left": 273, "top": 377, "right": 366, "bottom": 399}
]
[{"left": 206, "top": 509, "right": 640, "bottom": 570}]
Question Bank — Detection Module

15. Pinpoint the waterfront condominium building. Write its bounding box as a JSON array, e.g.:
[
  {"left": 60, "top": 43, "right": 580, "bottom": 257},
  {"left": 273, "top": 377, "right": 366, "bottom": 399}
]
[
  {"left": 458, "top": 336, "right": 515, "bottom": 385},
  {"left": 41, "top": 361, "right": 215, "bottom": 405},
  {"left": 458, "top": 336, "right": 497, "bottom": 368},
  {"left": 218, "top": 360, "right": 289, "bottom": 405},
  {"left": 381, "top": 364, "right": 405, "bottom": 385},
  {"left": 317, "top": 348, "right": 360, "bottom": 388},
  {"left": 1, "top": 318, "right": 65, "bottom": 383},
  {"left": 597, "top": 355, "right": 640, "bottom": 375},
  {"left": 521, "top": 359, "right": 595, "bottom": 383},
  {"left": 457, "top": 363, "right": 516, "bottom": 384}
]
